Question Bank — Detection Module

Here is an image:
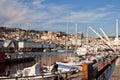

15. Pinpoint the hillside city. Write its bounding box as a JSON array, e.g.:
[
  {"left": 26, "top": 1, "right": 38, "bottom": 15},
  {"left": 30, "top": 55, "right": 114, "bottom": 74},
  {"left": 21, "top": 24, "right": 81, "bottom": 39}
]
[{"left": 0, "top": 27, "right": 116, "bottom": 50}]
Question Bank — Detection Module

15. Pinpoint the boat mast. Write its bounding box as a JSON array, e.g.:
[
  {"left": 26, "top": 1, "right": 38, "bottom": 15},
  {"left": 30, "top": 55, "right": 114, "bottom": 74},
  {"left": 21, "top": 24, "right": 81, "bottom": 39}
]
[
  {"left": 116, "top": 19, "right": 118, "bottom": 40},
  {"left": 65, "top": 23, "right": 68, "bottom": 59},
  {"left": 75, "top": 24, "right": 78, "bottom": 50},
  {"left": 86, "top": 27, "right": 89, "bottom": 53}
]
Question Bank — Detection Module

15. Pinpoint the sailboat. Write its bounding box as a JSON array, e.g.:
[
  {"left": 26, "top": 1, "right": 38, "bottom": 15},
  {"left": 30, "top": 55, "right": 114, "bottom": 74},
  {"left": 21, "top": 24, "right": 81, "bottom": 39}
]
[{"left": 75, "top": 24, "right": 88, "bottom": 56}]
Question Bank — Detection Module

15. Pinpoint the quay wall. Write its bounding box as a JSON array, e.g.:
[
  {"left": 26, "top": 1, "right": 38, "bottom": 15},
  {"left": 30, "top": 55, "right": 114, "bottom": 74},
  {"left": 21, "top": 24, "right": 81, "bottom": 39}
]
[
  {"left": 82, "top": 54, "right": 118, "bottom": 80},
  {"left": 110, "top": 55, "right": 120, "bottom": 80}
]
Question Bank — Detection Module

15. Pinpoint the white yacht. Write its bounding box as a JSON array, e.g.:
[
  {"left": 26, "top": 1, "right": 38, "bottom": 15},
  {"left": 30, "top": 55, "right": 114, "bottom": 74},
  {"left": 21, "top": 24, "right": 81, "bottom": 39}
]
[{"left": 75, "top": 47, "right": 87, "bottom": 56}]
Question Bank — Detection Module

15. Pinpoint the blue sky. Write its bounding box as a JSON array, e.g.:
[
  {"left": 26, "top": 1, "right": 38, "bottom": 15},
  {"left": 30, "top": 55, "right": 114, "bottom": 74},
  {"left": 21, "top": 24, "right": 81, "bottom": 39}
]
[{"left": 0, "top": 0, "right": 120, "bottom": 37}]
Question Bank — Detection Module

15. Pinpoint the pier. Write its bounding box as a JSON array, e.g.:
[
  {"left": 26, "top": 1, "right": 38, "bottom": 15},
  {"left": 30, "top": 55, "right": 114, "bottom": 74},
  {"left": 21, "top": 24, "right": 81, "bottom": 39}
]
[{"left": 110, "top": 55, "right": 120, "bottom": 80}]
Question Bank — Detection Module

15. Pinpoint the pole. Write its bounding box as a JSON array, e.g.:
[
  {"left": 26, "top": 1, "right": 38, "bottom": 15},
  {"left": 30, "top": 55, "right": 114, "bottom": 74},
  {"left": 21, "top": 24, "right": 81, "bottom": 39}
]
[
  {"left": 116, "top": 19, "right": 119, "bottom": 48},
  {"left": 46, "top": 51, "right": 47, "bottom": 66},
  {"left": 65, "top": 23, "right": 68, "bottom": 59},
  {"left": 75, "top": 24, "right": 78, "bottom": 49},
  {"left": 86, "top": 27, "right": 89, "bottom": 52}
]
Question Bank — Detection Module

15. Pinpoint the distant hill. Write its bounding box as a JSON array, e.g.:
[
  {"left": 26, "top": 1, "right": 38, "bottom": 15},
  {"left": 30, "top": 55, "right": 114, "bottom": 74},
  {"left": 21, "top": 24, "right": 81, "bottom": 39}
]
[{"left": 0, "top": 26, "right": 46, "bottom": 33}]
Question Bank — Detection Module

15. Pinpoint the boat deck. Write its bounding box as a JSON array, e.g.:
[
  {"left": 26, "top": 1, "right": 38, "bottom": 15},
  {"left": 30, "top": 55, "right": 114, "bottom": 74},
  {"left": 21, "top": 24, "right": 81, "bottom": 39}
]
[{"left": 110, "top": 56, "right": 120, "bottom": 80}]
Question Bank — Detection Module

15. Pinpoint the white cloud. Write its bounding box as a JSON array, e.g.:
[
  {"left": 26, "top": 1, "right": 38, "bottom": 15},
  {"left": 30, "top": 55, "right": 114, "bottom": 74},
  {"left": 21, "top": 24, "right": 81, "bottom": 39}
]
[
  {"left": 0, "top": 0, "right": 30, "bottom": 25},
  {"left": 98, "top": 8, "right": 108, "bottom": 11},
  {"left": 0, "top": 0, "right": 115, "bottom": 32},
  {"left": 41, "top": 11, "right": 111, "bottom": 25},
  {"left": 97, "top": 4, "right": 114, "bottom": 11},
  {"left": 32, "top": 0, "right": 45, "bottom": 5},
  {"left": 32, "top": 0, "right": 45, "bottom": 8}
]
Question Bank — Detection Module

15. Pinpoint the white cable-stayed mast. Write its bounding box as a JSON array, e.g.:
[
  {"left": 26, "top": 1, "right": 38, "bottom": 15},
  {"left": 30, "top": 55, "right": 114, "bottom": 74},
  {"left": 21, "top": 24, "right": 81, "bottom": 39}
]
[
  {"left": 99, "top": 28, "right": 111, "bottom": 45},
  {"left": 89, "top": 26, "right": 115, "bottom": 51},
  {"left": 89, "top": 27, "right": 107, "bottom": 44}
]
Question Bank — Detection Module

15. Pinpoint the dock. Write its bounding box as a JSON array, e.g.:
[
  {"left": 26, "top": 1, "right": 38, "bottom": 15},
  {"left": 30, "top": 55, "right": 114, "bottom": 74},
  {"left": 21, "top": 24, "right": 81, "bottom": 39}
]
[{"left": 110, "top": 56, "right": 120, "bottom": 80}]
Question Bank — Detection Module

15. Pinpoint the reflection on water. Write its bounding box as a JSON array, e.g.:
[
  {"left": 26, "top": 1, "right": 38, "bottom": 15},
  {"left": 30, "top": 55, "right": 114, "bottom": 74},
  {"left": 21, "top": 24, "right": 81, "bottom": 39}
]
[
  {"left": 0, "top": 64, "right": 6, "bottom": 76},
  {"left": 0, "top": 51, "right": 73, "bottom": 76},
  {"left": 0, "top": 61, "right": 36, "bottom": 76}
]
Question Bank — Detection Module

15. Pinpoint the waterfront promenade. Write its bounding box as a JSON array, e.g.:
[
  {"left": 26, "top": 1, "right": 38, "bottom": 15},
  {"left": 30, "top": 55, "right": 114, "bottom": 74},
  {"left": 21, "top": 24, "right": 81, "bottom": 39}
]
[{"left": 110, "top": 56, "right": 120, "bottom": 80}]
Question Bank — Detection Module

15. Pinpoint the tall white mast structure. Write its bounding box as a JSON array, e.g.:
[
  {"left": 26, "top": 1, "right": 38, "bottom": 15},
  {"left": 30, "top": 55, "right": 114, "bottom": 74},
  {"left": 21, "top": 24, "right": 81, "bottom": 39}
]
[{"left": 114, "top": 19, "right": 119, "bottom": 47}]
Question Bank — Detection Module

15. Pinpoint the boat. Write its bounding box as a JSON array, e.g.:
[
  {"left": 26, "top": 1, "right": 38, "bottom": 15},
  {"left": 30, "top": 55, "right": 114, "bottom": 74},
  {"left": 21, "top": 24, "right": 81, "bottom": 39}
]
[
  {"left": 75, "top": 47, "right": 87, "bottom": 56},
  {"left": 0, "top": 53, "right": 6, "bottom": 63},
  {"left": 4, "top": 52, "right": 35, "bottom": 63},
  {"left": 4, "top": 61, "right": 79, "bottom": 79}
]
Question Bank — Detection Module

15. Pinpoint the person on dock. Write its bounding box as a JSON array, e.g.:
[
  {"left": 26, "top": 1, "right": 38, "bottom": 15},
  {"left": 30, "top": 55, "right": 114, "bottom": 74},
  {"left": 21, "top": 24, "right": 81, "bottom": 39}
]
[
  {"left": 6, "top": 70, "right": 10, "bottom": 77},
  {"left": 51, "top": 62, "right": 58, "bottom": 74}
]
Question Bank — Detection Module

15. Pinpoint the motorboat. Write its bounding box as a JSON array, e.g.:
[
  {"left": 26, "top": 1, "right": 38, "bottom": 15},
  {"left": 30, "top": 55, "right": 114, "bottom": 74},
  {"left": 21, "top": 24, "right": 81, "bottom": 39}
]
[
  {"left": 14, "top": 60, "right": 79, "bottom": 78},
  {"left": 75, "top": 47, "right": 87, "bottom": 56}
]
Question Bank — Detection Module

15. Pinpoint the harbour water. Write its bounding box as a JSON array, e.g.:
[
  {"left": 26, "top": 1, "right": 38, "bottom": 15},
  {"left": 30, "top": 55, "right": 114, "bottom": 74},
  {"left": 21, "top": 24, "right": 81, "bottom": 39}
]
[
  {"left": 0, "top": 51, "right": 74, "bottom": 76},
  {"left": 0, "top": 51, "right": 116, "bottom": 80}
]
